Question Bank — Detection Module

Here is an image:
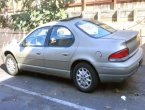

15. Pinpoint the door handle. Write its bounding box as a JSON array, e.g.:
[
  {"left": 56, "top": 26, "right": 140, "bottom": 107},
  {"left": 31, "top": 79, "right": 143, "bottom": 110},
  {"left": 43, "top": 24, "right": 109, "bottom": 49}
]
[
  {"left": 61, "top": 53, "right": 70, "bottom": 56},
  {"left": 36, "top": 52, "right": 41, "bottom": 55}
]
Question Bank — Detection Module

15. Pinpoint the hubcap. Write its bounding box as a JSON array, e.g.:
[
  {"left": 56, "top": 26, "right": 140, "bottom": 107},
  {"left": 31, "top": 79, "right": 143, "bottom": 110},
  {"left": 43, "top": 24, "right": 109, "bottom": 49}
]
[
  {"left": 6, "top": 58, "right": 16, "bottom": 74},
  {"left": 76, "top": 68, "right": 92, "bottom": 89}
]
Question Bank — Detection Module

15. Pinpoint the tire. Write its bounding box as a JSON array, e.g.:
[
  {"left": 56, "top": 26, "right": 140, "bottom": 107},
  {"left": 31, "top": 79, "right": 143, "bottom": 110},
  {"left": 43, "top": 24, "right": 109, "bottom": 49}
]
[
  {"left": 73, "top": 63, "right": 99, "bottom": 93},
  {"left": 5, "top": 54, "right": 19, "bottom": 76}
]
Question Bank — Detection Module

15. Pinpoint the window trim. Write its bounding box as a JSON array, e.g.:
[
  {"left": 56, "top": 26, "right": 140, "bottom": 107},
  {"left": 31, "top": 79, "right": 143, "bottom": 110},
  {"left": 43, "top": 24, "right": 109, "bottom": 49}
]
[
  {"left": 75, "top": 20, "right": 113, "bottom": 39},
  {"left": 21, "top": 26, "right": 50, "bottom": 47},
  {"left": 47, "top": 25, "right": 75, "bottom": 48}
]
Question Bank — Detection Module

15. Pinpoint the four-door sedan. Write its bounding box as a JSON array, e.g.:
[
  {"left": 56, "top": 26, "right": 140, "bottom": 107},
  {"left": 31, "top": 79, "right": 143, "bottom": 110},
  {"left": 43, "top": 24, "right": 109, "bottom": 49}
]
[{"left": 1, "top": 18, "right": 143, "bottom": 92}]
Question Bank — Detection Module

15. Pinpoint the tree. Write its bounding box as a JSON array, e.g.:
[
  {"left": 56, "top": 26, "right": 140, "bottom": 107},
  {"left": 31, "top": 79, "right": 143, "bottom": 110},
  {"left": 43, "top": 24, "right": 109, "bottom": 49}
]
[
  {"left": 35, "top": 0, "right": 41, "bottom": 8},
  {"left": 81, "top": 0, "right": 86, "bottom": 11},
  {"left": 14, "top": 0, "right": 75, "bottom": 10},
  {"left": 81, "top": 0, "right": 86, "bottom": 18},
  {"left": 0, "top": 0, "right": 8, "bottom": 11},
  {"left": 11, "top": 0, "right": 74, "bottom": 31}
]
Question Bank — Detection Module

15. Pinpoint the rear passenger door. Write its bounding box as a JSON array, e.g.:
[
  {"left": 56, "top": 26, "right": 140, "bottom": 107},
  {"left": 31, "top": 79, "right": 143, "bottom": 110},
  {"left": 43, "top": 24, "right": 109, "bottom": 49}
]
[{"left": 44, "top": 25, "right": 76, "bottom": 71}]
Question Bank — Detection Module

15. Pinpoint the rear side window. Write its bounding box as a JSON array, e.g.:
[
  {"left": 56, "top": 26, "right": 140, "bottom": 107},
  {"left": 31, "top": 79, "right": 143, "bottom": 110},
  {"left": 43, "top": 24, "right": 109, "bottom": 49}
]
[
  {"left": 76, "top": 21, "right": 112, "bottom": 38},
  {"left": 49, "top": 26, "right": 74, "bottom": 47}
]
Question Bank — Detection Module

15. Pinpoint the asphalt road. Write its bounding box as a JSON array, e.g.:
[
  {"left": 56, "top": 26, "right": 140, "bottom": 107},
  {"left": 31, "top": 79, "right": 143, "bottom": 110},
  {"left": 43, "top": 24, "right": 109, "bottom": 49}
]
[{"left": 0, "top": 46, "right": 145, "bottom": 110}]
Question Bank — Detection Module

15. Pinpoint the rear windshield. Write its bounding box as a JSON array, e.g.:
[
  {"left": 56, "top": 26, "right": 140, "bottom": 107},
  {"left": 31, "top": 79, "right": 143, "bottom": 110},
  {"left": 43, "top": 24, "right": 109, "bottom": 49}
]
[{"left": 75, "top": 20, "right": 116, "bottom": 38}]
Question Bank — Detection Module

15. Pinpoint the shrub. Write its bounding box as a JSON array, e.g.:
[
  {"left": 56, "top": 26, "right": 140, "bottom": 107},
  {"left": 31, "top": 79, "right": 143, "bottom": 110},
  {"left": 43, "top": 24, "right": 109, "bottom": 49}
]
[
  {"left": 0, "top": 15, "right": 9, "bottom": 28},
  {"left": 11, "top": 12, "right": 31, "bottom": 31},
  {"left": 10, "top": 1, "right": 68, "bottom": 31},
  {"left": 0, "top": 0, "right": 7, "bottom": 11}
]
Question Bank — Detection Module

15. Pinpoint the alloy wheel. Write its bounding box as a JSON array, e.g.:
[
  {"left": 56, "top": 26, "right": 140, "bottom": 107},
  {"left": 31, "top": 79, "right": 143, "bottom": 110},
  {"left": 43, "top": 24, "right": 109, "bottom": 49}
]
[{"left": 76, "top": 67, "right": 92, "bottom": 89}]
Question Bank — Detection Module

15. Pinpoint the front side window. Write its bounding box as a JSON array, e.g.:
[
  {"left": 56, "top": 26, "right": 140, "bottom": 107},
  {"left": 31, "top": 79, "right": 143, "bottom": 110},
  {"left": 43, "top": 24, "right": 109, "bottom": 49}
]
[
  {"left": 24, "top": 27, "right": 49, "bottom": 47},
  {"left": 49, "top": 26, "right": 74, "bottom": 47},
  {"left": 76, "top": 20, "right": 115, "bottom": 38}
]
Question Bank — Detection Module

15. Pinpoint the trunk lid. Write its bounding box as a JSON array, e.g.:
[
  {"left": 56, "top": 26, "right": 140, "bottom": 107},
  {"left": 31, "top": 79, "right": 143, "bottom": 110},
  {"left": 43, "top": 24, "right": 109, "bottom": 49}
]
[{"left": 105, "top": 30, "right": 140, "bottom": 54}]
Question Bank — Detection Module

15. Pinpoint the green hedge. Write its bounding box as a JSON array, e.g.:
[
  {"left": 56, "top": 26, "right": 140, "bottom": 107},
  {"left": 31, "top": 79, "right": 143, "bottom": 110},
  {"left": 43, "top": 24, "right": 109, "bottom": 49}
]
[
  {"left": 0, "top": 0, "right": 70, "bottom": 31},
  {"left": 10, "top": 0, "right": 68, "bottom": 31},
  {"left": 0, "top": 15, "right": 9, "bottom": 28},
  {"left": 10, "top": 9, "right": 67, "bottom": 31}
]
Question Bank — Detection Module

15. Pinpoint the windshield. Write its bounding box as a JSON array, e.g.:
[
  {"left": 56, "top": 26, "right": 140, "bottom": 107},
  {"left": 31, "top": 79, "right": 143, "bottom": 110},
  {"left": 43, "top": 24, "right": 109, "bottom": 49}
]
[{"left": 75, "top": 20, "right": 116, "bottom": 38}]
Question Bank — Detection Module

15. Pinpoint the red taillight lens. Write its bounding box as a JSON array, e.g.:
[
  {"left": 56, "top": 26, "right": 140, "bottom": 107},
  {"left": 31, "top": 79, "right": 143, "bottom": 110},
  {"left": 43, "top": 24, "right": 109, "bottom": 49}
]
[{"left": 109, "top": 48, "right": 129, "bottom": 61}]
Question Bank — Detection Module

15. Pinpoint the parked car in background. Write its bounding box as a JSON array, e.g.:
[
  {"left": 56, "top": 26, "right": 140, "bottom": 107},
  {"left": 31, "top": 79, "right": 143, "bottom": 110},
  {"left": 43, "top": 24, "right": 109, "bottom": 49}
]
[{"left": 1, "top": 17, "right": 143, "bottom": 92}]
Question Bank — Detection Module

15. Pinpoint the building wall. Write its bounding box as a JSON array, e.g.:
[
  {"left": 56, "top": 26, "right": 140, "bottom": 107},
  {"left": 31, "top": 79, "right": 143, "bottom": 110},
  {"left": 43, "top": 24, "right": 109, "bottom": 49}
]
[
  {"left": 67, "top": 1, "right": 145, "bottom": 22},
  {"left": 67, "top": 0, "right": 145, "bottom": 39},
  {"left": 68, "top": 0, "right": 145, "bottom": 11},
  {"left": 117, "top": 1, "right": 145, "bottom": 10}
]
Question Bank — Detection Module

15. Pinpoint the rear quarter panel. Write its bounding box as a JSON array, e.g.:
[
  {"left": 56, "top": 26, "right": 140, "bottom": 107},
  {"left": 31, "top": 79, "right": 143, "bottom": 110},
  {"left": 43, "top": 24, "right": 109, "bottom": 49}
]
[{"left": 69, "top": 26, "right": 127, "bottom": 70}]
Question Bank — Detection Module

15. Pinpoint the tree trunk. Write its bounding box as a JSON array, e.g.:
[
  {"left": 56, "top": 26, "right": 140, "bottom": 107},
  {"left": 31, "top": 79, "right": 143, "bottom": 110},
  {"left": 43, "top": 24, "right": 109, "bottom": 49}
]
[
  {"left": 35, "top": 0, "right": 41, "bottom": 8},
  {"left": 12, "top": 0, "right": 16, "bottom": 14},
  {"left": 81, "top": 0, "right": 86, "bottom": 11},
  {"left": 113, "top": 0, "right": 117, "bottom": 10},
  {"left": 81, "top": 0, "right": 86, "bottom": 18}
]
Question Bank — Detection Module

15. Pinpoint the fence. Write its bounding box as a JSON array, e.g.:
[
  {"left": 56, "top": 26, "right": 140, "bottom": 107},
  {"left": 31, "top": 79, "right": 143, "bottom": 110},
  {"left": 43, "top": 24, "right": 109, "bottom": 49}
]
[
  {"left": 0, "top": 28, "right": 26, "bottom": 49},
  {"left": 67, "top": 9, "right": 145, "bottom": 22}
]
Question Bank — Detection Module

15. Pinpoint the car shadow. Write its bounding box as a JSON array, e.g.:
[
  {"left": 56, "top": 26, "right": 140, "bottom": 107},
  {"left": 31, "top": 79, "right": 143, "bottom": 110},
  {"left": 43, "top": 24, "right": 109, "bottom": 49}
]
[
  {"left": 0, "top": 63, "right": 72, "bottom": 85},
  {"left": 0, "top": 64, "right": 8, "bottom": 73}
]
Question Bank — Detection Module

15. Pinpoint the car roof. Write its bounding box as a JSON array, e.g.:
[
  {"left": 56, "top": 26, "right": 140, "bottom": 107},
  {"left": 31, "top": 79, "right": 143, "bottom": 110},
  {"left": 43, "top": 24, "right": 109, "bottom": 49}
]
[{"left": 38, "top": 17, "right": 84, "bottom": 28}]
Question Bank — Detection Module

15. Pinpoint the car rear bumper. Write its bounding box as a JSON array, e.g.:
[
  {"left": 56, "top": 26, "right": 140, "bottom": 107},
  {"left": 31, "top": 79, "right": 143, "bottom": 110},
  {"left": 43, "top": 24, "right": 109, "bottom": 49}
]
[{"left": 97, "top": 48, "right": 143, "bottom": 82}]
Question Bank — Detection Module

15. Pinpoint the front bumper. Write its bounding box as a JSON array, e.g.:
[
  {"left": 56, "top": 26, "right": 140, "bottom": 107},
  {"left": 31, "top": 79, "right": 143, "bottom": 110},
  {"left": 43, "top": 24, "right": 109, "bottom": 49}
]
[{"left": 97, "top": 48, "right": 143, "bottom": 82}]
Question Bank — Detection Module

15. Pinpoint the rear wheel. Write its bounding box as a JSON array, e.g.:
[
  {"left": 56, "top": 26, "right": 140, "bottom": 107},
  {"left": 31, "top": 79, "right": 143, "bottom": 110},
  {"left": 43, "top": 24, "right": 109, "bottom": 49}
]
[
  {"left": 5, "top": 54, "right": 19, "bottom": 76},
  {"left": 73, "top": 63, "right": 99, "bottom": 93}
]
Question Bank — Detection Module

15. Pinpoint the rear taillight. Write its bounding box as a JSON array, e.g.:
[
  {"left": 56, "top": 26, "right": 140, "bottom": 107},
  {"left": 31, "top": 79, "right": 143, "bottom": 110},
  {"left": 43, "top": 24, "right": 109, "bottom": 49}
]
[{"left": 109, "top": 48, "right": 129, "bottom": 61}]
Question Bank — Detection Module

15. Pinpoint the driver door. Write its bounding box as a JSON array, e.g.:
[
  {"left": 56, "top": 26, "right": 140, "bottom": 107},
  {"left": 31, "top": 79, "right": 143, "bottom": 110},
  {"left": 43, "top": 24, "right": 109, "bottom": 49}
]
[{"left": 17, "top": 26, "right": 50, "bottom": 71}]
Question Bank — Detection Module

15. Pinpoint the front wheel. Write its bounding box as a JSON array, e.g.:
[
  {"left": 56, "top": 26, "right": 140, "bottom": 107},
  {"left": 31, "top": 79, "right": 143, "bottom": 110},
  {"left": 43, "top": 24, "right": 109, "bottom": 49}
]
[
  {"left": 5, "top": 54, "right": 19, "bottom": 76},
  {"left": 73, "top": 63, "right": 99, "bottom": 93}
]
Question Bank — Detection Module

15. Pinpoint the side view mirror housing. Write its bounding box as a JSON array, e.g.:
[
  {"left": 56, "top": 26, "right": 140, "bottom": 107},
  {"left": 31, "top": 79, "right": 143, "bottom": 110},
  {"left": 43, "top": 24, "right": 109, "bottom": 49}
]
[{"left": 21, "top": 40, "right": 27, "bottom": 47}]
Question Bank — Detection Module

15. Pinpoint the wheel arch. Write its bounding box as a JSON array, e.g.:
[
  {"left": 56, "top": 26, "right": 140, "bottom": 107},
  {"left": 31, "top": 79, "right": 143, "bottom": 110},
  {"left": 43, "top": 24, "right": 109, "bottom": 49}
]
[
  {"left": 4, "top": 51, "right": 17, "bottom": 63},
  {"left": 70, "top": 60, "right": 100, "bottom": 81}
]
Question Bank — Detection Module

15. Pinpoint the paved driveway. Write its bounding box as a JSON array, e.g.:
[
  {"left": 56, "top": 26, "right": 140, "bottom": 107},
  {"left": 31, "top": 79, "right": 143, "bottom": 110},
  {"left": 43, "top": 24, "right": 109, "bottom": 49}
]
[{"left": 0, "top": 45, "right": 145, "bottom": 110}]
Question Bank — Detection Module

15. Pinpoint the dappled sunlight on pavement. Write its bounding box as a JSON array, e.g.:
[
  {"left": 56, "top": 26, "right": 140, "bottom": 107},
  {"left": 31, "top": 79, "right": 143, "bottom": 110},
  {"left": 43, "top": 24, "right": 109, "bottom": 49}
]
[
  {"left": 0, "top": 72, "right": 13, "bottom": 83},
  {"left": 0, "top": 57, "right": 14, "bottom": 83}
]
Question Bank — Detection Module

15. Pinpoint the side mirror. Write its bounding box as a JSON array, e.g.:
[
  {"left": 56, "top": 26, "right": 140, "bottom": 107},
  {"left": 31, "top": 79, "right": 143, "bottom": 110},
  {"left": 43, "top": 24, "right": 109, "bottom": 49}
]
[{"left": 21, "top": 40, "right": 27, "bottom": 47}]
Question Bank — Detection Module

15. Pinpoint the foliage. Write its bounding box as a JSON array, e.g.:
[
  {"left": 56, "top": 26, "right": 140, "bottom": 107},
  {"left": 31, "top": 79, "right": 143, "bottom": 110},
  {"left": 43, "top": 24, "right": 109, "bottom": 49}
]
[
  {"left": 0, "top": 0, "right": 8, "bottom": 11},
  {"left": 0, "top": 15, "right": 9, "bottom": 28},
  {"left": 21, "top": 0, "right": 35, "bottom": 10},
  {"left": 11, "top": 9, "right": 67, "bottom": 31},
  {"left": 11, "top": 12, "right": 31, "bottom": 31},
  {"left": 16, "top": 0, "right": 75, "bottom": 10},
  {"left": 10, "top": 0, "right": 74, "bottom": 31}
]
